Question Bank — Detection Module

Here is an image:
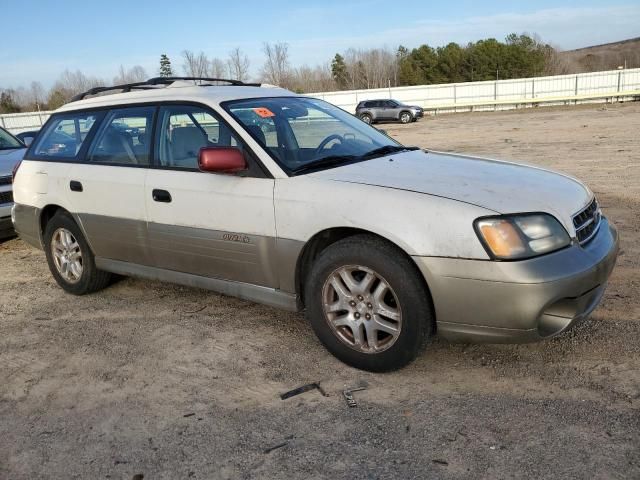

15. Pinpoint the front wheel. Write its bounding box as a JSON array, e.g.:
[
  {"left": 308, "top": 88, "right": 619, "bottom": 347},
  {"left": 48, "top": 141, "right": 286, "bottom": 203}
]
[
  {"left": 304, "top": 235, "right": 433, "bottom": 371},
  {"left": 399, "top": 111, "right": 412, "bottom": 124},
  {"left": 359, "top": 113, "right": 372, "bottom": 124}
]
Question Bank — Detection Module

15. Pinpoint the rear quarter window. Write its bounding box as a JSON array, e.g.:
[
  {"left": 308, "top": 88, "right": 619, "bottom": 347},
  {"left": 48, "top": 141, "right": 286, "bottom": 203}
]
[{"left": 32, "top": 111, "right": 103, "bottom": 160}]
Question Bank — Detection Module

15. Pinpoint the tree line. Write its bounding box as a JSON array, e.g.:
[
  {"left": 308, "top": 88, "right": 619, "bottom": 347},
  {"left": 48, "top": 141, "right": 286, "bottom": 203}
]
[{"left": 0, "top": 33, "right": 615, "bottom": 114}]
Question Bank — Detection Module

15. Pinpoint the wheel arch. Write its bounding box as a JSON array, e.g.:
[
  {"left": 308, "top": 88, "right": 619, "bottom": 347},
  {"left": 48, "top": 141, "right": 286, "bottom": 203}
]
[
  {"left": 294, "top": 227, "right": 434, "bottom": 325},
  {"left": 38, "top": 205, "right": 91, "bottom": 251},
  {"left": 39, "top": 204, "right": 69, "bottom": 237}
]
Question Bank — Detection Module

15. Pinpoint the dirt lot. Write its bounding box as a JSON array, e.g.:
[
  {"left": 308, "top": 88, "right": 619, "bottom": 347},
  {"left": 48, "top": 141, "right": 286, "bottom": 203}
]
[{"left": 1, "top": 102, "right": 639, "bottom": 480}]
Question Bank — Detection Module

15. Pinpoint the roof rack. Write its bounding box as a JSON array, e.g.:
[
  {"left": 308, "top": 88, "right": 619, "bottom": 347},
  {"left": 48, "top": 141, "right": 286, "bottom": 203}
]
[{"left": 70, "top": 76, "right": 262, "bottom": 102}]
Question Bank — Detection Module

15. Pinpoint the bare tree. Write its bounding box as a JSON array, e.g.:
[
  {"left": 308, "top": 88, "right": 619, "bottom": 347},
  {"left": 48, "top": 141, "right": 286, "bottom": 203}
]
[
  {"left": 341, "top": 47, "right": 398, "bottom": 89},
  {"left": 261, "top": 42, "right": 291, "bottom": 87},
  {"left": 290, "top": 63, "right": 336, "bottom": 93},
  {"left": 58, "top": 69, "right": 104, "bottom": 93},
  {"left": 41, "top": 69, "right": 104, "bottom": 107},
  {"left": 29, "top": 81, "right": 46, "bottom": 109},
  {"left": 209, "top": 58, "right": 227, "bottom": 78},
  {"left": 182, "top": 50, "right": 210, "bottom": 77},
  {"left": 227, "top": 47, "right": 250, "bottom": 82},
  {"left": 113, "top": 65, "right": 148, "bottom": 85}
]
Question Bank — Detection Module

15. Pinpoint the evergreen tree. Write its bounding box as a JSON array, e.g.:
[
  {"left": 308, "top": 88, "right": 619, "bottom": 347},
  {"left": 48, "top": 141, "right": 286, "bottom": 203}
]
[
  {"left": 396, "top": 33, "right": 552, "bottom": 86},
  {"left": 159, "top": 54, "right": 173, "bottom": 77},
  {"left": 331, "top": 54, "right": 348, "bottom": 89},
  {"left": 0, "top": 91, "right": 20, "bottom": 113}
]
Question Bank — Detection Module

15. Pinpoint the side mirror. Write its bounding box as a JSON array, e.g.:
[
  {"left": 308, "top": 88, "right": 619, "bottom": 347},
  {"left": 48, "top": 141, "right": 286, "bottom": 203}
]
[{"left": 198, "top": 147, "right": 247, "bottom": 174}]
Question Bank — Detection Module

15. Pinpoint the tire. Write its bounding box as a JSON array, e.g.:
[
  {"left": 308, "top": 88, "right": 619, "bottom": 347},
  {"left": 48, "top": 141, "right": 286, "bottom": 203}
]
[
  {"left": 359, "top": 113, "right": 373, "bottom": 124},
  {"left": 304, "top": 234, "right": 433, "bottom": 372},
  {"left": 43, "top": 210, "right": 111, "bottom": 295},
  {"left": 399, "top": 111, "right": 412, "bottom": 124}
]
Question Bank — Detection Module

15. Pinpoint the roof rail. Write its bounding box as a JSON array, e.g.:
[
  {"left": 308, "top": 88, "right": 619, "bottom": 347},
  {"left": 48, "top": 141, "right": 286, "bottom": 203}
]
[
  {"left": 146, "top": 76, "right": 261, "bottom": 87},
  {"left": 70, "top": 76, "right": 261, "bottom": 102}
]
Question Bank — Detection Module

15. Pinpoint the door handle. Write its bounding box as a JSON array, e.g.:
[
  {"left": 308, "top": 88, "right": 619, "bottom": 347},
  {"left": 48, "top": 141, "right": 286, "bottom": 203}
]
[
  {"left": 152, "top": 189, "right": 172, "bottom": 203},
  {"left": 70, "top": 180, "right": 83, "bottom": 192}
]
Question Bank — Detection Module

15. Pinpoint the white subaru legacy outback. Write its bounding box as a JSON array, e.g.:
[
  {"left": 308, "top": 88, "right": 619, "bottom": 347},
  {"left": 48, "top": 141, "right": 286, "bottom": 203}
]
[{"left": 12, "top": 77, "right": 618, "bottom": 371}]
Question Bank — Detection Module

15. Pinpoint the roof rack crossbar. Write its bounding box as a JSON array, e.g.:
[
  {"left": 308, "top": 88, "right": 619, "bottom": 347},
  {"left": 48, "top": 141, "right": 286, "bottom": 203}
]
[{"left": 70, "top": 76, "right": 261, "bottom": 102}]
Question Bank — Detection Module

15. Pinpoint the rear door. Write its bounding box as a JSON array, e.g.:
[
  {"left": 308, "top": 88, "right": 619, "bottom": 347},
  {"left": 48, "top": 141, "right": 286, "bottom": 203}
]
[
  {"left": 144, "top": 104, "right": 278, "bottom": 287},
  {"left": 65, "top": 106, "right": 155, "bottom": 265}
]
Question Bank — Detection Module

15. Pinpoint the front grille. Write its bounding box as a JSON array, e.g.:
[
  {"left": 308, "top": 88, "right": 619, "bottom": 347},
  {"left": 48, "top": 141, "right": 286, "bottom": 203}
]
[
  {"left": 0, "top": 175, "right": 12, "bottom": 186},
  {"left": 0, "top": 190, "right": 13, "bottom": 205},
  {"left": 573, "top": 198, "right": 600, "bottom": 244}
]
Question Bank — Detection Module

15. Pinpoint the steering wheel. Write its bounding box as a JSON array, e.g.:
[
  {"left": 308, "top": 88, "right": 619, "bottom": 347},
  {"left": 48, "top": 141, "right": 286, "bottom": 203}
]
[{"left": 315, "top": 134, "right": 344, "bottom": 153}]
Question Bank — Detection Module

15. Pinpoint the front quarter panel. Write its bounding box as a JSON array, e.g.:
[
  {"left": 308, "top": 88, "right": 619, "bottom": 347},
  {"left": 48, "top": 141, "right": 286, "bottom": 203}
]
[{"left": 274, "top": 176, "right": 494, "bottom": 259}]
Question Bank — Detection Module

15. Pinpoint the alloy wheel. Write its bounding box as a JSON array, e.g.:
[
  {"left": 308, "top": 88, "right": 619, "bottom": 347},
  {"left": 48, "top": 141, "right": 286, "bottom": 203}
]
[
  {"left": 322, "top": 265, "right": 402, "bottom": 353},
  {"left": 51, "top": 227, "right": 83, "bottom": 284}
]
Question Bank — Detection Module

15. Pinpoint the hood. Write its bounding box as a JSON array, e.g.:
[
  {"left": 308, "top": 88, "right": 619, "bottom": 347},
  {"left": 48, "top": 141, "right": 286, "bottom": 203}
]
[
  {"left": 0, "top": 147, "right": 26, "bottom": 177},
  {"left": 309, "top": 149, "right": 592, "bottom": 234}
]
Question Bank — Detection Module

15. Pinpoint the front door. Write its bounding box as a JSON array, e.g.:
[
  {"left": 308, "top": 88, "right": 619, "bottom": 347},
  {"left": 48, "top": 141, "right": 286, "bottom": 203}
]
[{"left": 144, "top": 104, "right": 278, "bottom": 287}]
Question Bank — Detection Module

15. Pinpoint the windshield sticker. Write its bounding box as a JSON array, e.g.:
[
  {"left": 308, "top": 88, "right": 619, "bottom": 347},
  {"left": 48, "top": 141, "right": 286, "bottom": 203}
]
[{"left": 253, "top": 107, "right": 275, "bottom": 118}]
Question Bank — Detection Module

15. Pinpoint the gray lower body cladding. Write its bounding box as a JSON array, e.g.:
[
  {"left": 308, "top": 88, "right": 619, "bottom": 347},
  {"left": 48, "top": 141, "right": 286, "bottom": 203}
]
[
  {"left": 11, "top": 203, "right": 39, "bottom": 246},
  {"left": 414, "top": 218, "right": 619, "bottom": 343},
  {"left": 95, "top": 257, "right": 297, "bottom": 311},
  {"left": 12, "top": 203, "right": 619, "bottom": 344},
  {"left": 12, "top": 204, "right": 304, "bottom": 309}
]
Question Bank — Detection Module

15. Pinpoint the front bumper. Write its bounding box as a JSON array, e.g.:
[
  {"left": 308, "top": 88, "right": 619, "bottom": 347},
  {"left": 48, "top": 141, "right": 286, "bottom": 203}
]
[
  {"left": 0, "top": 202, "right": 15, "bottom": 239},
  {"left": 413, "top": 110, "right": 424, "bottom": 119},
  {"left": 413, "top": 218, "right": 619, "bottom": 343}
]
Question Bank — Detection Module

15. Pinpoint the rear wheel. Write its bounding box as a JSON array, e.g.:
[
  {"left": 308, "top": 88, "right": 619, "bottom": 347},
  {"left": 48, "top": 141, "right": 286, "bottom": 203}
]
[
  {"left": 44, "top": 211, "right": 111, "bottom": 295},
  {"left": 305, "top": 234, "right": 433, "bottom": 371},
  {"left": 359, "top": 113, "right": 372, "bottom": 124}
]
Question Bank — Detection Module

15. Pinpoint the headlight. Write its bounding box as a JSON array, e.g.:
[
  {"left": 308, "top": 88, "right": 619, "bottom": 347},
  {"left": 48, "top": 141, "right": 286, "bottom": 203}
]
[{"left": 474, "top": 214, "right": 570, "bottom": 260}]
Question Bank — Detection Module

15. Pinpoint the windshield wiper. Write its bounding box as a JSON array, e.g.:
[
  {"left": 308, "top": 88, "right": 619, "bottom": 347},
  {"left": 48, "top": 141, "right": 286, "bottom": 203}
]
[
  {"left": 291, "top": 154, "right": 358, "bottom": 174},
  {"left": 359, "top": 145, "right": 420, "bottom": 159}
]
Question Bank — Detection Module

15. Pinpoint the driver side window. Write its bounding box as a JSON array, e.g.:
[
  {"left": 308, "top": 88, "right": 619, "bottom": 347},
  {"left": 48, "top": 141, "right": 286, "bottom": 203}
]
[{"left": 156, "top": 105, "right": 241, "bottom": 169}]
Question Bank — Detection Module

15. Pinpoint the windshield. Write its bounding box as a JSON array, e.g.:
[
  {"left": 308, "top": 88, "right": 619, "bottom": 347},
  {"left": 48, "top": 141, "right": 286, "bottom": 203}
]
[
  {"left": 224, "top": 97, "right": 405, "bottom": 174},
  {"left": 0, "top": 127, "right": 24, "bottom": 150}
]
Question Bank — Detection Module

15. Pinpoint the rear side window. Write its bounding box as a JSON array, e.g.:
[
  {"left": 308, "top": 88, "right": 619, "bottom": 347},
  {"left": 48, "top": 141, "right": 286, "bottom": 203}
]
[
  {"left": 33, "top": 112, "right": 102, "bottom": 159},
  {"left": 87, "top": 107, "right": 155, "bottom": 166},
  {"left": 155, "top": 105, "right": 241, "bottom": 169}
]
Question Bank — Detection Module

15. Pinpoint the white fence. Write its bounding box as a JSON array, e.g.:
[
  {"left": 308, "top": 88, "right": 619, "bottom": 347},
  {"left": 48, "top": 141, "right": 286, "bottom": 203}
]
[
  {"left": 310, "top": 67, "right": 640, "bottom": 114},
  {"left": 0, "top": 110, "right": 52, "bottom": 135},
  {"left": 2, "top": 68, "right": 640, "bottom": 134}
]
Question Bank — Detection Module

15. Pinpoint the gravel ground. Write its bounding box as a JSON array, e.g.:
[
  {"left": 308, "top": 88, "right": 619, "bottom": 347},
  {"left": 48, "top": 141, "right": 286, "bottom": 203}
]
[{"left": 1, "top": 102, "right": 639, "bottom": 479}]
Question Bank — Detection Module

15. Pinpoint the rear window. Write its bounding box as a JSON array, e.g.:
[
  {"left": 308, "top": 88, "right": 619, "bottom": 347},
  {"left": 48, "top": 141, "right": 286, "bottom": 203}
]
[
  {"left": 87, "top": 107, "right": 155, "bottom": 166},
  {"left": 33, "top": 112, "right": 102, "bottom": 159}
]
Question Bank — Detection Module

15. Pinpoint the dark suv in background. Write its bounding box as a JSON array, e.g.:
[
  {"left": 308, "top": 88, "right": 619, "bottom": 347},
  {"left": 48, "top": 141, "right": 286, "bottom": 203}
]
[{"left": 356, "top": 99, "right": 424, "bottom": 124}]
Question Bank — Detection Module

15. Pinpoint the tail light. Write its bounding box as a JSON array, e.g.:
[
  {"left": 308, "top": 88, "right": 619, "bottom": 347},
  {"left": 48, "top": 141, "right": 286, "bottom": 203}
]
[{"left": 12, "top": 160, "right": 22, "bottom": 183}]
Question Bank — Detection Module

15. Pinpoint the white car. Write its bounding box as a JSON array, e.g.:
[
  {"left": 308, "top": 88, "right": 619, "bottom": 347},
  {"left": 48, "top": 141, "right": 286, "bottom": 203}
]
[{"left": 12, "top": 77, "right": 618, "bottom": 371}]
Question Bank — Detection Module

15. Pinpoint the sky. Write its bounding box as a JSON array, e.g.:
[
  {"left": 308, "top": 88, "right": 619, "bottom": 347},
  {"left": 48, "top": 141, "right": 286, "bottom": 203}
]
[{"left": 1, "top": 0, "right": 639, "bottom": 89}]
